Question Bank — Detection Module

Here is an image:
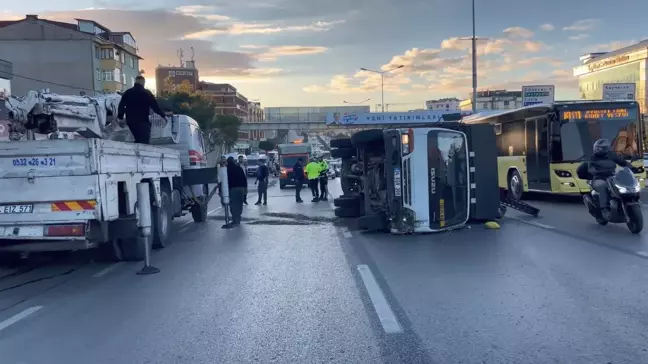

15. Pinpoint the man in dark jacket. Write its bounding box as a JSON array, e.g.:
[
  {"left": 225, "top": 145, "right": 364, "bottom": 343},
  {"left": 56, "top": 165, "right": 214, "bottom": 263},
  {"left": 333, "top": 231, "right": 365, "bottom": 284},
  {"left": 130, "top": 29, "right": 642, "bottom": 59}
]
[
  {"left": 117, "top": 76, "right": 167, "bottom": 144},
  {"left": 255, "top": 157, "right": 270, "bottom": 205},
  {"left": 577, "top": 138, "right": 632, "bottom": 220},
  {"left": 226, "top": 156, "right": 248, "bottom": 226},
  {"left": 293, "top": 158, "right": 305, "bottom": 203}
]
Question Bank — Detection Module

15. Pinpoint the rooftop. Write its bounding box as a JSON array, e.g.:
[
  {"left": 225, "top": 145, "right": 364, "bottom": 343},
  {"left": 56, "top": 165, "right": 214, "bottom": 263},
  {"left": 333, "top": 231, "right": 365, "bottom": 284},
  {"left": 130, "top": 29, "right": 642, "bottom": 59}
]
[{"left": 579, "top": 39, "right": 648, "bottom": 65}]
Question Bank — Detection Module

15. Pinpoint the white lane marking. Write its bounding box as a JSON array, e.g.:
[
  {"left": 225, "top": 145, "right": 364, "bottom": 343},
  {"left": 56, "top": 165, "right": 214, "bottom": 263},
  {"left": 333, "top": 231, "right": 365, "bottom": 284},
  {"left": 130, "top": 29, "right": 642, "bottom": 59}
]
[
  {"left": 92, "top": 262, "right": 125, "bottom": 278},
  {"left": 636, "top": 251, "right": 648, "bottom": 258},
  {"left": 0, "top": 306, "right": 44, "bottom": 332},
  {"left": 342, "top": 231, "right": 353, "bottom": 239},
  {"left": 507, "top": 216, "right": 555, "bottom": 230},
  {"left": 357, "top": 265, "right": 403, "bottom": 334}
]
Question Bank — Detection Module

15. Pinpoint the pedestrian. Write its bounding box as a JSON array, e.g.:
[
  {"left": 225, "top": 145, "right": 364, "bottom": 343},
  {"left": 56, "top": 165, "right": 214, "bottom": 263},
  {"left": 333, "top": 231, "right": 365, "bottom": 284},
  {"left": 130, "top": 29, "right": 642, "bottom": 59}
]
[
  {"left": 117, "top": 75, "right": 167, "bottom": 144},
  {"left": 226, "top": 156, "right": 247, "bottom": 227},
  {"left": 318, "top": 157, "right": 329, "bottom": 201},
  {"left": 305, "top": 157, "right": 321, "bottom": 202},
  {"left": 237, "top": 155, "right": 249, "bottom": 205},
  {"left": 292, "top": 158, "right": 305, "bottom": 203},
  {"left": 255, "top": 157, "right": 269, "bottom": 205}
]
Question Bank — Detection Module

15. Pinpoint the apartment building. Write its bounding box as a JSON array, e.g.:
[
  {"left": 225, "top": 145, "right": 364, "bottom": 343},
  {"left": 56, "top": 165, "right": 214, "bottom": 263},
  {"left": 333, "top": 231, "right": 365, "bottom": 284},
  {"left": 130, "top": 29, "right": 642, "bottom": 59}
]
[
  {"left": 459, "top": 90, "right": 523, "bottom": 111},
  {"left": 198, "top": 82, "right": 249, "bottom": 120},
  {"left": 425, "top": 98, "right": 460, "bottom": 111},
  {"left": 0, "top": 15, "right": 141, "bottom": 95}
]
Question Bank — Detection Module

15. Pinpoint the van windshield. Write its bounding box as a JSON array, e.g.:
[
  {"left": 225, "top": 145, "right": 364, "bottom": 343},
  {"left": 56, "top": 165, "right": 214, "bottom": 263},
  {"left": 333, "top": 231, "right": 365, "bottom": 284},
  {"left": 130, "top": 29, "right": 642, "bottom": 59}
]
[{"left": 247, "top": 159, "right": 259, "bottom": 166}]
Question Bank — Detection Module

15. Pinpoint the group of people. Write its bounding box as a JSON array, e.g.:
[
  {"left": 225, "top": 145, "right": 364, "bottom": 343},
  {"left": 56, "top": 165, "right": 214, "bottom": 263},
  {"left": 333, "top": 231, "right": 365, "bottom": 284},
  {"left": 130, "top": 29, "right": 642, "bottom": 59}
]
[
  {"left": 219, "top": 154, "right": 271, "bottom": 228},
  {"left": 292, "top": 156, "right": 330, "bottom": 203}
]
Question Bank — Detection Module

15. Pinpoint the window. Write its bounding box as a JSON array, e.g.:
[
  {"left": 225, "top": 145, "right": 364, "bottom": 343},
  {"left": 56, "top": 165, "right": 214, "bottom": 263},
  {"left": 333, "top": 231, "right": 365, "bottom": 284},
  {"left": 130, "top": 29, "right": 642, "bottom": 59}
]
[
  {"left": 131, "top": 77, "right": 135, "bottom": 87},
  {"left": 94, "top": 46, "right": 100, "bottom": 59},
  {"left": 482, "top": 103, "right": 488, "bottom": 109},
  {"left": 504, "top": 100, "right": 510, "bottom": 106},
  {"left": 114, "top": 50, "right": 120, "bottom": 61},
  {"left": 95, "top": 69, "right": 101, "bottom": 81},
  {"left": 114, "top": 68, "right": 121, "bottom": 82},
  {"left": 500, "top": 120, "right": 526, "bottom": 156},
  {"left": 121, "top": 73, "right": 126, "bottom": 85},
  {"left": 129, "top": 56, "right": 135, "bottom": 68},
  {"left": 101, "top": 48, "right": 113, "bottom": 59},
  {"left": 102, "top": 70, "right": 113, "bottom": 81}
]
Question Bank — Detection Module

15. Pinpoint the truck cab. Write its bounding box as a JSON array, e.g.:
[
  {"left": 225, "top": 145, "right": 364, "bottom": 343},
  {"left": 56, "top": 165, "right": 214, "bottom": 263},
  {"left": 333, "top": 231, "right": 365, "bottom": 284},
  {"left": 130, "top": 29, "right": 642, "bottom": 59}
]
[
  {"left": 331, "top": 123, "right": 501, "bottom": 233},
  {"left": 277, "top": 143, "right": 311, "bottom": 189}
]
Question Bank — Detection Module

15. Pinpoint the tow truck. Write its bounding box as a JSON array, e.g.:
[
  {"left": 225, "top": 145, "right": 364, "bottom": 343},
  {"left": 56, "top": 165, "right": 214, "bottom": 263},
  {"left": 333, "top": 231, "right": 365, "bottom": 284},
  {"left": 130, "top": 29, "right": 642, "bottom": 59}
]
[
  {"left": 328, "top": 110, "right": 539, "bottom": 233},
  {"left": 0, "top": 90, "right": 218, "bottom": 260}
]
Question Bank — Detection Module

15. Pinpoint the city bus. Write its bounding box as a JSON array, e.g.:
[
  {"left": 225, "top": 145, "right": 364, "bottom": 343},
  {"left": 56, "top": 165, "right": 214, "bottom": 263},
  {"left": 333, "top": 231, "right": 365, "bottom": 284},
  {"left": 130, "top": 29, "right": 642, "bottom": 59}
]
[{"left": 462, "top": 100, "right": 645, "bottom": 200}]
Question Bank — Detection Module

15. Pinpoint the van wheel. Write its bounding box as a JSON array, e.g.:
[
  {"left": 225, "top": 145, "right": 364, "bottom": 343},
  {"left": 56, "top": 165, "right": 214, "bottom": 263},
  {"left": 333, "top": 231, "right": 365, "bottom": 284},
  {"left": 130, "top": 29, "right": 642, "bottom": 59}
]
[
  {"left": 279, "top": 181, "right": 286, "bottom": 189},
  {"left": 152, "top": 190, "right": 172, "bottom": 249},
  {"left": 507, "top": 170, "right": 524, "bottom": 201}
]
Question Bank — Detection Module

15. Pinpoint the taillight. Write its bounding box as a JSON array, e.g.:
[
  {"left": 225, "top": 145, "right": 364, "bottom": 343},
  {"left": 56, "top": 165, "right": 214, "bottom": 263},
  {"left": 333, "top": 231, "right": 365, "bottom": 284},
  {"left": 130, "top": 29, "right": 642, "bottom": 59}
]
[
  {"left": 280, "top": 167, "right": 287, "bottom": 176},
  {"left": 189, "top": 150, "right": 203, "bottom": 163},
  {"left": 45, "top": 224, "right": 85, "bottom": 237}
]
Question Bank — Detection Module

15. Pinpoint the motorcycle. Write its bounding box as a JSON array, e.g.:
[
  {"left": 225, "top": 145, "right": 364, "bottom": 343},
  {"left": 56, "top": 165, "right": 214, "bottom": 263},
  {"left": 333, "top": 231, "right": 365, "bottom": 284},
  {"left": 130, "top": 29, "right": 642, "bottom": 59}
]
[{"left": 583, "top": 167, "right": 643, "bottom": 234}]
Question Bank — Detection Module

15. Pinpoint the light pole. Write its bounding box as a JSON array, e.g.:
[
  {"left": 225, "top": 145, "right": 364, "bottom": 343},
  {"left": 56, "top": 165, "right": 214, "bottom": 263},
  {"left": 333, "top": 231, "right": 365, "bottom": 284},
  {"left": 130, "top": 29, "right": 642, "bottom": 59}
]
[
  {"left": 459, "top": 0, "right": 485, "bottom": 113},
  {"left": 360, "top": 65, "right": 404, "bottom": 112},
  {"left": 343, "top": 98, "right": 371, "bottom": 104}
]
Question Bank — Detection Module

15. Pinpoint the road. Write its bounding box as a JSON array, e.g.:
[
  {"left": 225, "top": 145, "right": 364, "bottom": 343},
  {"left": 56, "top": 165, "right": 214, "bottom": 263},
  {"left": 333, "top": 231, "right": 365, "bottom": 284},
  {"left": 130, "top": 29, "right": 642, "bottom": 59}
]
[{"left": 1, "top": 179, "right": 648, "bottom": 363}]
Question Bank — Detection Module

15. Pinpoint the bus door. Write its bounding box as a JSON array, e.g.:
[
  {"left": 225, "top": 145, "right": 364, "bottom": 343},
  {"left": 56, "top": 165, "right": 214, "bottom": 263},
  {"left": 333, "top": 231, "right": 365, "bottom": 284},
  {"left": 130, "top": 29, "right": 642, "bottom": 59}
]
[
  {"left": 525, "top": 116, "right": 551, "bottom": 190},
  {"left": 427, "top": 128, "right": 470, "bottom": 231}
]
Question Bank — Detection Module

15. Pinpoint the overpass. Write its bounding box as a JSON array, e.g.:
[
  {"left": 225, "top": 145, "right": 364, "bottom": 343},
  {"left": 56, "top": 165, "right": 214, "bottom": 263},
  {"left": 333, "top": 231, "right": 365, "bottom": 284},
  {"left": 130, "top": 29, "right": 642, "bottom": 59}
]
[{"left": 238, "top": 121, "right": 460, "bottom": 131}]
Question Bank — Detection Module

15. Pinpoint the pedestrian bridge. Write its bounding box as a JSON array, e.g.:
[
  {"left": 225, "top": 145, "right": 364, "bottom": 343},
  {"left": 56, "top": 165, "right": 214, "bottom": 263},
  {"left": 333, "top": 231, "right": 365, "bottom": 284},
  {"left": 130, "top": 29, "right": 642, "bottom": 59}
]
[{"left": 239, "top": 121, "right": 456, "bottom": 131}]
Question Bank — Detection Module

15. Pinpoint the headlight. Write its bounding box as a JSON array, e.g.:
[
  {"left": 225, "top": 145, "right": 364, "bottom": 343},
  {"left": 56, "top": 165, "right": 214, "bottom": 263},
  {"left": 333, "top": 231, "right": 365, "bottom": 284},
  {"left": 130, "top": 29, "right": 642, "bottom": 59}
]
[{"left": 616, "top": 183, "right": 641, "bottom": 194}]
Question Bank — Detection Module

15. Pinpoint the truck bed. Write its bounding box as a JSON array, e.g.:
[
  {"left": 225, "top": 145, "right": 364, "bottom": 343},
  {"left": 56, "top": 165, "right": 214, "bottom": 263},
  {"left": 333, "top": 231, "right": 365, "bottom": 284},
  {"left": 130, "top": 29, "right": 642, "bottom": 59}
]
[{"left": 0, "top": 139, "right": 181, "bottom": 233}]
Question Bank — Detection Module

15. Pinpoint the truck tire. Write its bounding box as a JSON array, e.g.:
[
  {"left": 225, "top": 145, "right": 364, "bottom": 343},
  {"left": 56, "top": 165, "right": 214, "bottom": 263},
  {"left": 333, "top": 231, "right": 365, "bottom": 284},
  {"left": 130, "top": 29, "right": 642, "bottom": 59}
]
[
  {"left": 331, "top": 148, "right": 355, "bottom": 159},
  {"left": 351, "top": 129, "right": 383, "bottom": 148},
  {"left": 120, "top": 236, "right": 150, "bottom": 262},
  {"left": 191, "top": 202, "right": 208, "bottom": 222},
  {"left": 280, "top": 181, "right": 286, "bottom": 189},
  {"left": 334, "top": 195, "right": 362, "bottom": 208},
  {"left": 152, "top": 189, "right": 173, "bottom": 249},
  {"left": 334, "top": 206, "right": 362, "bottom": 218},
  {"left": 330, "top": 138, "right": 352, "bottom": 149},
  {"left": 97, "top": 239, "right": 124, "bottom": 262},
  {"left": 358, "top": 214, "right": 388, "bottom": 231}
]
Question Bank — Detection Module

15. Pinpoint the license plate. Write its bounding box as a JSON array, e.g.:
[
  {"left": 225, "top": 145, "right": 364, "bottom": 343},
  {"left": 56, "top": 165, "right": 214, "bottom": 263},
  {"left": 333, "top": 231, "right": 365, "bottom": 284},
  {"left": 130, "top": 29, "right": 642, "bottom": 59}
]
[
  {"left": 0, "top": 204, "right": 34, "bottom": 214},
  {"left": 393, "top": 168, "right": 402, "bottom": 196}
]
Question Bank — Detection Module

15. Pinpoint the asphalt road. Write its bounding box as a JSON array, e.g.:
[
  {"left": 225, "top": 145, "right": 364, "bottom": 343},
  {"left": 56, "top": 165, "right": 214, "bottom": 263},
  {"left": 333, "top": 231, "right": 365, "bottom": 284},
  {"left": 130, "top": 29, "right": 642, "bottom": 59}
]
[{"left": 1, "top": 179, "right": 648, "bottom": 363}]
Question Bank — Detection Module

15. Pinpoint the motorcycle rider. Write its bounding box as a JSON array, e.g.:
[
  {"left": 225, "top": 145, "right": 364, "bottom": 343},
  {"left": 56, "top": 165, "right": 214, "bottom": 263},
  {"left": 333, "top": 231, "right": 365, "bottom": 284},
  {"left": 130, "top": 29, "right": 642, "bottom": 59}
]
[{"left": 577, "top": 138, "right": 632, "bottom": 221}]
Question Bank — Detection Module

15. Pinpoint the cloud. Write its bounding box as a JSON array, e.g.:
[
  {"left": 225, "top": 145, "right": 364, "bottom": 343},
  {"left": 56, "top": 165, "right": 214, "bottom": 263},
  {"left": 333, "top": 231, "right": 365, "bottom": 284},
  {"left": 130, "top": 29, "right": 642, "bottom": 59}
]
[
  {"left": 246, "top": 45, "right": 329, "bottom": 61},
  {"left": 586, "top": 40, "right": 639, "bottom": 52},
  {"left": 569, "top": 34, "right": 589, "bottom": 41},
  {"left": 563, "top": 19, "right": 598, "bottom": 31},
  {"left": 503, "top": 27, "right": 534, "bottom": 38},
  {"left": 23, "top": 9, "right": 284, "bottom": 79},
  {"left": 539, "top": 23, "right": 554, "bottom": 31},
  {"left": 304, "top": 27, "right": 565, "bottom": 96},
  {"left": 183, "top": 20, "right": 344, "bottom": 39}
]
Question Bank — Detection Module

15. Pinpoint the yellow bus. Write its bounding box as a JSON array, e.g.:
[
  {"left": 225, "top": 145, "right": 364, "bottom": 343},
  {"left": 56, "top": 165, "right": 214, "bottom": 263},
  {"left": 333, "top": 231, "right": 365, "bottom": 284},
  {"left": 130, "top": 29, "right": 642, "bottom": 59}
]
[{"left": 462, "top": 100, "right": 645, "bottom": 200}]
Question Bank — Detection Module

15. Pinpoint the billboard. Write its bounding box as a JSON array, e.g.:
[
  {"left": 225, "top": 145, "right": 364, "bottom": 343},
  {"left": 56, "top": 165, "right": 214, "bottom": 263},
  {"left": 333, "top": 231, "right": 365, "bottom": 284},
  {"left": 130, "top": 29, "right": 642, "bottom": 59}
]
[
  {"left": 325, "top": 110, "right": 472, "bottom": 125},
  {"left": 155, "top": 66, "right": 199, "bottom": 96},
  {"left": 602, "top": 83, "right": 636, "bottom": 101},
  {"left": 522, "top": 85, "right": 555, "bottom": 106}
]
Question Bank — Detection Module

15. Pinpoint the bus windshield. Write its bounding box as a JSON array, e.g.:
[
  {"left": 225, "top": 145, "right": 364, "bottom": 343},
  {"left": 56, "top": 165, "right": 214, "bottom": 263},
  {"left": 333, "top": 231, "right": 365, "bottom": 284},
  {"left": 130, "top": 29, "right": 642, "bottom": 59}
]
[{"left": 559, "top": 107, "right": 641, "bottom": 161}]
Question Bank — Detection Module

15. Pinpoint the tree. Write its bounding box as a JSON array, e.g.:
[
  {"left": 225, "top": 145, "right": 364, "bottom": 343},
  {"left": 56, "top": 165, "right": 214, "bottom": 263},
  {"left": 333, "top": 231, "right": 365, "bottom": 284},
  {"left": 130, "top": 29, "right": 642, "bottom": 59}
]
[
  {"left": 258, "top": 140, "right": 276, "bottom": 152},
  {"left": 210, "top": 114, "right": 242, "bottom": 149}
]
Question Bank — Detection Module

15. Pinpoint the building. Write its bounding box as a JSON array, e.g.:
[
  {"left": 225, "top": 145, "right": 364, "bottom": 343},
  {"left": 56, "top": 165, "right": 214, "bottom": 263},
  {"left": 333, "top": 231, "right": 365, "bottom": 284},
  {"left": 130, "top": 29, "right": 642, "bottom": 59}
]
[
  {"left": 0, "top": 15, "right": 141, "bottom": 95},
  {"left": 573, "top": 39, "right": 648, "bottom": 112},
  {"left": 426, "top": 98, "right": 460, "bottom": 111},
  {"left": 459, "top": 90, "right": 523, "bottom": 111},
  {"left": 155, "top": 60, "right": 200, "bottom": 96},
  {"left": 265, "top": 106, "right": 371, "bottom": 123},
  {"left": 198, "top": 82, "right": 249, "bottom": 120},
  {"left": 0, "top": 58, "right": 11, "bottom": 140},
  {"left": 247, "top": 101, "right": 265, "bottom": 140}
]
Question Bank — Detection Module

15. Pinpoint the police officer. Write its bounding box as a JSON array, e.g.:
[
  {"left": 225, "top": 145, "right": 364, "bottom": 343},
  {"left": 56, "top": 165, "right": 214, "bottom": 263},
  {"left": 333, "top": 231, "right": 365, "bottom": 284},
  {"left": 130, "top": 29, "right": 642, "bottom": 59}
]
[
  {"left": 305, "top": 157, "right": 321, "bottom": 202},
  {"left": 318, "top": 157, "right": 329, "bottom": 201}
]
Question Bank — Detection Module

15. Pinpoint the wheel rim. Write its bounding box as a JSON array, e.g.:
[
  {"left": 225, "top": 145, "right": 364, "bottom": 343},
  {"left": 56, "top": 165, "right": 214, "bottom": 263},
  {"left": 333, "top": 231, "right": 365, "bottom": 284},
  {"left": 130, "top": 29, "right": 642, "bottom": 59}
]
[
  {"left": 160, "top": 200, "right": 169, "bottom": 237},
  {"left": 510, "top": 174, "right": 522, "bottom": 198}
]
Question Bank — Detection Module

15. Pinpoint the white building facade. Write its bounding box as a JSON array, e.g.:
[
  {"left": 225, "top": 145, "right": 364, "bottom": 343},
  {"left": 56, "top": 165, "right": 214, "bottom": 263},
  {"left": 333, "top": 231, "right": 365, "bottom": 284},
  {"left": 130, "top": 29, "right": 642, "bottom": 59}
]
[
  {"left": 459, "top": 90, "right": 523, "bottom": 111},
  {"left": 425, "top": 98, "right": 460, "bottom": 111}
]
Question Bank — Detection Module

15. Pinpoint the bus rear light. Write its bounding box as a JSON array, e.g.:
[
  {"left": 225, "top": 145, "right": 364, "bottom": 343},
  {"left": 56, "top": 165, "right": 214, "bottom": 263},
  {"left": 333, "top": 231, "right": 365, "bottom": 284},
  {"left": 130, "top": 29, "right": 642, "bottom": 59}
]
[
  {"left": 44, "top": 224, "right": 85, "bottom": 237},
  {"left": 554, "top": 170, "right": 572, "bottom": 178}
]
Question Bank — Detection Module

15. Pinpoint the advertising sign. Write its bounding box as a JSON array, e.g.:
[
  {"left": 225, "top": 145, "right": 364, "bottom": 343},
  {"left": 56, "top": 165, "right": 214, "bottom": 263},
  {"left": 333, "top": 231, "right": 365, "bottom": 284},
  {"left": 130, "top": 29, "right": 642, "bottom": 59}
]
[
  {"left": 154, "top": 67, "right": 199, "bottom": 96},
  {"left": 602, "top": 83, "right": 636, "bottom": 101},
  {"left": 325, "top": 110, "right": 472, "bottom": 125},
  {"left": 522, "top": 85, "right": 555, "bottom": 106}
]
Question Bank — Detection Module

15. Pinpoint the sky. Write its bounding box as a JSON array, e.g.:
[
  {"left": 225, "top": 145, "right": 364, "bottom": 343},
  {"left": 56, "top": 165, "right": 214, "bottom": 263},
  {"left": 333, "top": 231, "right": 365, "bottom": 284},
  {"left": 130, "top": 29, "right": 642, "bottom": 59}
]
[{"left": 2, "top": 0, "right": 648, "bottom": 110}]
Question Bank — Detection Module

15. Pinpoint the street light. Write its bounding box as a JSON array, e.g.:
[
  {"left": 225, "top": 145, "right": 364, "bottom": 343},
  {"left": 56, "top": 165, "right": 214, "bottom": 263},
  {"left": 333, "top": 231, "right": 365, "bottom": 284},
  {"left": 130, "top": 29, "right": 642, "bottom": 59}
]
[
  {"left": 458, "top": 0, "right": 484, "bottom": 113},
  {"left": 343, "top": 98, "right": 371, "bottom": 104},
  {"left": 360, "top": 65, "right": 404, "bottom": 112}
]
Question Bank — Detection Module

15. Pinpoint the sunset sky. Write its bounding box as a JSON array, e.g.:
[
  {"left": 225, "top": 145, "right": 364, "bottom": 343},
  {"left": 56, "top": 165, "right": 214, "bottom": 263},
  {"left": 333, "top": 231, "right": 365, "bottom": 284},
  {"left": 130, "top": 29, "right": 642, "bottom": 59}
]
[{"left": 2, "top": 0, "right": 647, "bottom": 110}]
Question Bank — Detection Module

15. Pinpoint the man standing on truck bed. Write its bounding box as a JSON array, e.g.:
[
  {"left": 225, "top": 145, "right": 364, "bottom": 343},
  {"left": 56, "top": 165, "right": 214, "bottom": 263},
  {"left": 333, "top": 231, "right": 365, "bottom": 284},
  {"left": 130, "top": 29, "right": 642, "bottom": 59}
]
[{"left": 117, "top": 75, "right": 167, "bottom": 144}]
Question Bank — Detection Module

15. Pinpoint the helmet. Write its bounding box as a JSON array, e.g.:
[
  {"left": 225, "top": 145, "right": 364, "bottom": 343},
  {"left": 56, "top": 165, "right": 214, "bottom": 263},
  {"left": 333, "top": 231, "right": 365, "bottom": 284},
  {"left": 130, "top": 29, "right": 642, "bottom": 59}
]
[{"left": 593, "top": 138, "right": 611, "bottom": 157}]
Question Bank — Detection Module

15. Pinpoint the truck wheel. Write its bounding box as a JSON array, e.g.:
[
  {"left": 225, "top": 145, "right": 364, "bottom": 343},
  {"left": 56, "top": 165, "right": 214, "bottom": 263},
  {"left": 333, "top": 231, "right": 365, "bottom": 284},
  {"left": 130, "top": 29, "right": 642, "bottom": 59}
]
[
  {"left": 507, "top": 169, "right": 524, "bottom": 201},
  {"left": 351, "top": 129, "right": 383, "bottom": 148},
  {"left": 331, "top": 148, "right": 355, "bottom": 159},
  {"left": 120, "top": 236, "right": 150, "bottom": 262},
  {"left": 191, "top": 201, "right": 208, "bottom": 223},
  {"left": 97, "top": 238, "right": 124, "bottom": 262},
  {"left": 152, "top": 190, "right": 173, "bottom": 249},
  {"left": 334, "top": 195, "right": 361, "bottom": 208},
  {"left": 334, "top": 206, "right": 362, "bottom": 218},
  {"left": 280, "top": 181, "right": 286, "bottom": 189},
  {"left": 330, "top": 138, "right": 352, "bottom": 149}
]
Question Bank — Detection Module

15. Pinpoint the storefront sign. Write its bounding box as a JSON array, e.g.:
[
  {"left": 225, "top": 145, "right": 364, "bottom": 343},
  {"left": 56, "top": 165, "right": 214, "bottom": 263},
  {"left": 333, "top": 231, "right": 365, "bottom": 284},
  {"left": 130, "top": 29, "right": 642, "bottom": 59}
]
[
  {"left": 573, "top": 49, "right": 648, "bottom": 77},
  {"left": 325, "top": 111, "right": 472, "bottom": 125},
  {"left": 522, "top": 85, "right": 555, "bottom": 106},
  {"left": 602, "top": 83, "right": 636, "bottom": 101}
]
